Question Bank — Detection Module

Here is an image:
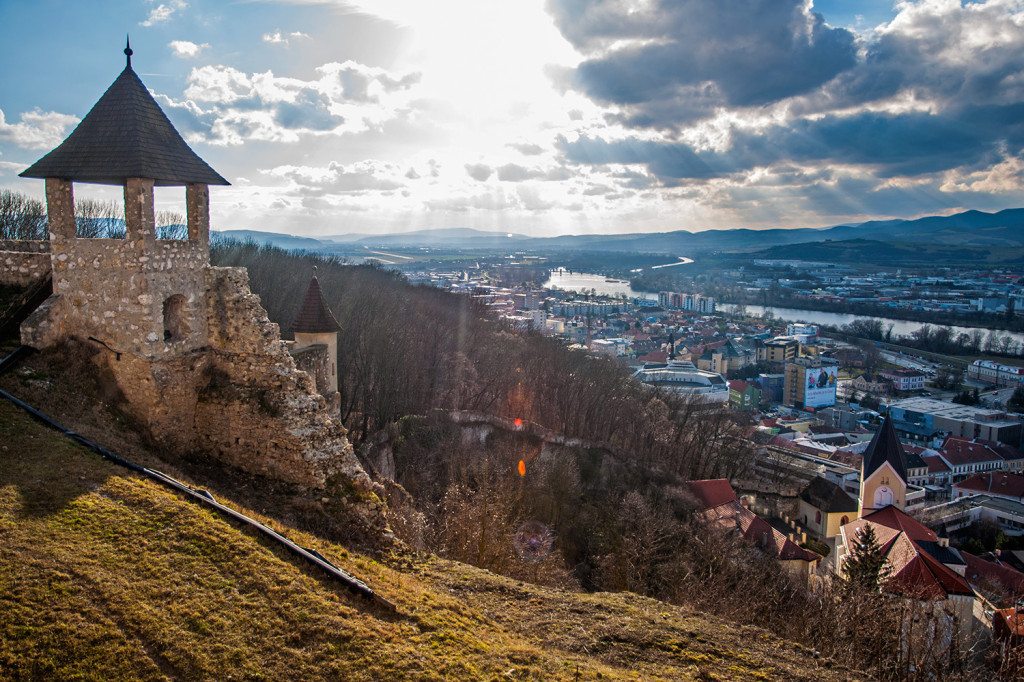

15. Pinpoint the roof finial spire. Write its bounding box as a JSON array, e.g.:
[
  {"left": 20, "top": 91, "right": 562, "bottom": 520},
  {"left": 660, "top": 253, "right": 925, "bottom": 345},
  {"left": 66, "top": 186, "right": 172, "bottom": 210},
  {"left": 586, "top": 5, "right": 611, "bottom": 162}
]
[{"left": 124, "top": 34, "right": 134, "bottom": 68}]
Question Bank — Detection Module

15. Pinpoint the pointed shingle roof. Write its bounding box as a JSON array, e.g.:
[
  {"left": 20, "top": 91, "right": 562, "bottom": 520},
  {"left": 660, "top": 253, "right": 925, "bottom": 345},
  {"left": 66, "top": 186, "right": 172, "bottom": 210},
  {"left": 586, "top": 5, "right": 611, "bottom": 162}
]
[
  {"left": 21, "top": 58, "right": 228, "bottom": 187},
  {"left": 291, "top": 277, "right": 340, "bottom": 334},
  {"left": 863, "top": 415, "right": 907, "bottom": 481}
]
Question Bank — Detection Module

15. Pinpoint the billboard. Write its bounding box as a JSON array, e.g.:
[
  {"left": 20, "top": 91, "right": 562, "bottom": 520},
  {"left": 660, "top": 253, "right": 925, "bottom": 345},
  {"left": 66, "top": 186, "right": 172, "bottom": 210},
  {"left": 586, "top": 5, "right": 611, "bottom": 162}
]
[{"left": 804, "top": 365, "right": 838, "bottom": 408}]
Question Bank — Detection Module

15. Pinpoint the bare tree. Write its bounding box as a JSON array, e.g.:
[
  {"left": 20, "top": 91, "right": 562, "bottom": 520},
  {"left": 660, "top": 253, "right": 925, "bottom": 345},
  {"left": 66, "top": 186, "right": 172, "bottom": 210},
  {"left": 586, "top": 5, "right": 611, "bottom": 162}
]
[{"left": 0, "top": 189, "right": 46, "bottom": 240}]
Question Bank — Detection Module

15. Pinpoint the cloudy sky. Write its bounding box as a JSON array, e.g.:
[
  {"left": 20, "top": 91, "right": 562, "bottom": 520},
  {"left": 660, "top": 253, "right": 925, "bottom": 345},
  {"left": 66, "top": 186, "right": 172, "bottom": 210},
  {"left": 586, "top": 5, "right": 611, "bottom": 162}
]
[{"left": 1, "top": 0, "right": 1023, "bottom": 237}]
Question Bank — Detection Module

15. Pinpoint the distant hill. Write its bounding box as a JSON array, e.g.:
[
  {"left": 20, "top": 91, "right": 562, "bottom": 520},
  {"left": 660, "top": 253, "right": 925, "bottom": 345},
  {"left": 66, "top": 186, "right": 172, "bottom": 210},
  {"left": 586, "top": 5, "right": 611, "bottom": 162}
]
[
  {"left": 213, "top": 229, "right": 326, "bottom": 250},
  {"left": 748, "top": 237, "right": 1024, "bottom": 266},
  {"left": 213, "top": 208, "right": 1024, "bottom": 255}
]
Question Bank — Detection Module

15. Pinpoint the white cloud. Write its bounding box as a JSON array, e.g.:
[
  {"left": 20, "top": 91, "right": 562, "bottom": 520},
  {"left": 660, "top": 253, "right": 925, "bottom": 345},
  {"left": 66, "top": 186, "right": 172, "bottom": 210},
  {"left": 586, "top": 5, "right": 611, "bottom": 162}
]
[
  {"left": 262, "top": 30, "right": 311, "bottom": 47},
  {"left": 168, "top": 40, "right": 209, "bottom": 58},
  {"left": 0, "top": 109, "right": 79, "bottom": 150},
  {"left": 141, "top": 1, "right": 187, "bottom": 27},
  {"left": 175, "top": 61, "right": 421, "bottom": 145}
]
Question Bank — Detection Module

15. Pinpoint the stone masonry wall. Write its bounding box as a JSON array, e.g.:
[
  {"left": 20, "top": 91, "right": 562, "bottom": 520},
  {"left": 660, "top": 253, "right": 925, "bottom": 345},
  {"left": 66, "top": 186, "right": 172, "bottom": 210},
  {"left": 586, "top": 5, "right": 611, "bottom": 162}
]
[
  {"left": 0, "top": 251, "right": 50, "bottom": 287},
  {"left": 101, "top": 266, "right": 379, "bottom": 511},
  {"left": 289, "top": 343, "right": 332, "bottom": 395},
  {"left": 0, "top": 240, "right": 50, "bottom": 253}
]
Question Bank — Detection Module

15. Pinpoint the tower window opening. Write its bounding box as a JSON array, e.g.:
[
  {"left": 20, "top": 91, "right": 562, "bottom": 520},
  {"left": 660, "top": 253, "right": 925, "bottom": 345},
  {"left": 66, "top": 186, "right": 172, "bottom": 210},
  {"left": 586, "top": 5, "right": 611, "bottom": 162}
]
[{"left": 163, "top": 294, "right": 189, "bottom": 342}]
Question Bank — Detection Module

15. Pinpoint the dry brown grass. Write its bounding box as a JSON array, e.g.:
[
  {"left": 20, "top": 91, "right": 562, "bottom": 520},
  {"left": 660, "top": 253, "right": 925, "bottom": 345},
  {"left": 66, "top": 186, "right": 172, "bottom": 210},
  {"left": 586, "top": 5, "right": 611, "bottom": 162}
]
[{"left": 0, "top": 399, "right": 864, "bottom": 681}]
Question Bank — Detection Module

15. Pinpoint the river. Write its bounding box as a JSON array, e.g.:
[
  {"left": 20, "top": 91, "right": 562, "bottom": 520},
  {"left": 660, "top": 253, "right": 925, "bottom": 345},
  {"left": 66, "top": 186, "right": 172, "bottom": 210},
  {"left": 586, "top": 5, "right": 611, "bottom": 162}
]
[
  {"left": 541, "top": 268, "right": 1024, "bottom": 346},
  {"left": 543, "top": 269, "right": 658, "bottom": 299},
  {"left": 718, "top": 303, "right": 1024, "bottom": 346},
  {"left": 544, "top": 258, "right": 694, "bottom": 297}
]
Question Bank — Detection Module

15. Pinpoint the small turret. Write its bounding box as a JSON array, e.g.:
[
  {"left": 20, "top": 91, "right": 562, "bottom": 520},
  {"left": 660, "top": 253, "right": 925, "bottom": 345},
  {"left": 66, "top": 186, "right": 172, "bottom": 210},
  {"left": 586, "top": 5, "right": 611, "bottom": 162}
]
[{"left": 291, "top": 274, "right": 341, "bottom": 394}]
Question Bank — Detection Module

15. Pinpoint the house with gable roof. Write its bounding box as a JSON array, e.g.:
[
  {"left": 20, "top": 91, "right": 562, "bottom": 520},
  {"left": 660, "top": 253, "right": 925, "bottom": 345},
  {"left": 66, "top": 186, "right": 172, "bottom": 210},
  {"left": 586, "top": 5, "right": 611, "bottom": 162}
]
[{"left": 686, "top": 479, "right": 821, "bottom": 580}]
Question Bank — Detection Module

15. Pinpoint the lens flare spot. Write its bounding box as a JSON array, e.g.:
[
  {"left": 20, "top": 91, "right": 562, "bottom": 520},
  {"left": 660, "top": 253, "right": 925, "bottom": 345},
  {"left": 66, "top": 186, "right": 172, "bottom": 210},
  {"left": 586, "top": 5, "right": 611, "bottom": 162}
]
[
  {"left": 517, "top": 459, "right": 527, "bottom": 477},
  {"left": 513, "top": 418, "right": 523, "bottom": 428}
]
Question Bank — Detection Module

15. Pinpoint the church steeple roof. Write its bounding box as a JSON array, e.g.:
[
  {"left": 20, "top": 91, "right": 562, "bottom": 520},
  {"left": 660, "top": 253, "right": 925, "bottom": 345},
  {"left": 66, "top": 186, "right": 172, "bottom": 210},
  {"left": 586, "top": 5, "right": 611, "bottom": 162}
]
[
  {"left": 863, "top": 414, "right": 907, "bottom": 481},
  {"left": 20, "top": 43, "right": 228, "bottom": 187},
  {"left": 291, "top": 277, "right": 340, "bottom": 334}
]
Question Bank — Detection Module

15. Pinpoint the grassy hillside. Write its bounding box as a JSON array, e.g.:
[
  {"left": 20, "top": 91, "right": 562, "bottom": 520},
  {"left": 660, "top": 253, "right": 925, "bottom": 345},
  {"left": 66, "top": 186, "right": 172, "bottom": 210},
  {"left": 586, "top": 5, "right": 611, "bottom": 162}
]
[{"left": 0, "top": 400, "right": 857, "bottom": 680}]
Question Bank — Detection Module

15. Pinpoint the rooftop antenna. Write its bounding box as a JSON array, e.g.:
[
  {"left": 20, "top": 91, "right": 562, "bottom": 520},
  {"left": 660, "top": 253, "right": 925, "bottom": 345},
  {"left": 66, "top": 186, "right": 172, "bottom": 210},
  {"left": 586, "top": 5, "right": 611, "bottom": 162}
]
[{"left": 124, "top": 34, "right": 133, "bottom": 68}]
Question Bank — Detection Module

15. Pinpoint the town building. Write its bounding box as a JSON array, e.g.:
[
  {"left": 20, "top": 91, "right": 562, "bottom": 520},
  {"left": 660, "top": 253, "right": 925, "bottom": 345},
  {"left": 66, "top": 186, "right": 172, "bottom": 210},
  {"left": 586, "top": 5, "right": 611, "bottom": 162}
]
[
  {"left": 686, "top": 479, "right": 821, "bottom": 579},
  {"left": 953, "top": 472, "right": 1024, "bottom": 503},
  {"left": 797, "top": 476, "right": 857, "bottom": 539},
  {"left": 858, "top": 416, "right": 915, "bottom": 516},
  {"left": 756, "top": 337, "right": 799, "bottom": 369},
  {"left": 783, "top": 357, "right": 839, "bottom": 410},
  {"left": 728, "top": 379, "right": 761, "bottom": 410},
  {"left": 837, "top": 507, "right": 977, "bottom": 648},
  {"left": 936, "top": 436, "right": 1009, "bottom": 482},
  {"left": 632, "top": 360, "right": 729, "bottom": 403},
  {"left": 878, "top": 368, "right": 927, "bottom": 393},
  {"left": 657, "top": 291, "right": 716, "bottom": 313},
  {"left": 785, "top": 324, "right": 818, "bottom": 344},
  {"left": 968, "top": 359, "right": 1024, "bottom": 387},
  {"left": 887, "top": 397, "right": 1023, "bottom": 446},
  {"left": 757, "top": 373, "right": 784, "bottom": 404},
  {"left": 697, "top": 339, "right": 754, "bottom": 375}
]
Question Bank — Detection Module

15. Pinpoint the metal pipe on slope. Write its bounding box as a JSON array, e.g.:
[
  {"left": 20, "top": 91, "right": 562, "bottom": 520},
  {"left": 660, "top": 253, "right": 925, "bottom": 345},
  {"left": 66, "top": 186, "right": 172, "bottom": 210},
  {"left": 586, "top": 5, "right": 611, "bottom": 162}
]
[{"left": 0, "top": 346, "right": 393, "bottom": 611}]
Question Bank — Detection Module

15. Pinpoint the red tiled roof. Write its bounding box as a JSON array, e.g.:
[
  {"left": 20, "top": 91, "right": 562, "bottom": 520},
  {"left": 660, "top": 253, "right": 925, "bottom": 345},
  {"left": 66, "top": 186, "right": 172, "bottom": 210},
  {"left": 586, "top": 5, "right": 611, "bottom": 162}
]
[
  {"left": 882, "top": 534, "right": 974, "bottom": 599},
  {"left": 686, "top": 479, "right": 737, "bottom": 510},
  {"left": 701, "top": 493, "right": 820, "bottom": 563},
  {"left": 637, "top": 351, "right": 668, "bottom": 363},
  {"left": 922, "top": 454, "right": 951, "bottom": 474},
  {"left": 841, "top": 507, "right": 973, "bottom": 600},
  {"left": 728, "top": 380, "right": 749, "bottom": 392},
  {"left": 996, "top": 608, "right": 1024, "bottom": 637},
  {"left": 976, "top": 438, "right": 1024, "bottom": 462},
  {"left": 858, "top": 505, "right": 938, "bottom": 542},
  {"left": 940, "top": 437, "right": 1003, "bottom": 466},
  {"left": 963, "top": 551, "right": 1024, "bottom": 604},
  {"left": 955, "top": 472, "right": 1024, "bottom": 499}
]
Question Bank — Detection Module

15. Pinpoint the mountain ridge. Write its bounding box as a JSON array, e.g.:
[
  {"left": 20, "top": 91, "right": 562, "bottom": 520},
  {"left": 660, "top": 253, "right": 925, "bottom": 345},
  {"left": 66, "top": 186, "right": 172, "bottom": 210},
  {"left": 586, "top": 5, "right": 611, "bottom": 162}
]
[{"left": 212, "top": 207, "right": 1024, "bottom": 254}]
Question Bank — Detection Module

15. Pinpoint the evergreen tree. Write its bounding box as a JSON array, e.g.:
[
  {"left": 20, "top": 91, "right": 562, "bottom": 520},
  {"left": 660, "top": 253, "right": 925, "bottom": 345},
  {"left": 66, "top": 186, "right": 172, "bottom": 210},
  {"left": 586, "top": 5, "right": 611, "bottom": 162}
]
[
  {"left": 839, "top": 525, "right": 891, "bottom": 595},
  {"left": 1008, "top": 386, "right": 1024, "bottom": 413}
]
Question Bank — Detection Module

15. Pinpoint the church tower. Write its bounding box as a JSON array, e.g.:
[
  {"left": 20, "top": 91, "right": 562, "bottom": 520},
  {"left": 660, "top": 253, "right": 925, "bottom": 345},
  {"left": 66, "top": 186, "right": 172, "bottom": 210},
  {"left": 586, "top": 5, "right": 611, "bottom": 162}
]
[
  {"left": 18, "top": 39, "right": 229, "bottom": 357},
  {"left": 858, "top": 414, "right": 909, "bottom": 517}
]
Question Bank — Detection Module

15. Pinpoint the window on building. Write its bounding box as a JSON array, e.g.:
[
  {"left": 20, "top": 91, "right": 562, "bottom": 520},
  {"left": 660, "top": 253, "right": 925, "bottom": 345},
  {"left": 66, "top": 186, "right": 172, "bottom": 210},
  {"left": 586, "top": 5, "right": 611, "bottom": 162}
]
[{"left": 162, "top": 294, "right": 189, "bottom": 342}]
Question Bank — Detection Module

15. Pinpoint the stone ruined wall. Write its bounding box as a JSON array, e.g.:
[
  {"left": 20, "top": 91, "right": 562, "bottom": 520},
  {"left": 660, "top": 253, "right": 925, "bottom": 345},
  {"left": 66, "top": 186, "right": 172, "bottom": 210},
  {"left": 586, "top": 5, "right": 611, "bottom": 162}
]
[
  {"left": 0, "top": 240, "right": 50, "bottom": 253},
  {"left": 288, "top": 343, "right": 333, "bottom": 397},
  {"left": 0, "top": 251, "right": 50, "bottom": 287},
  {"left": 96, "top": 266, "right": 385, "bottom": 537}
]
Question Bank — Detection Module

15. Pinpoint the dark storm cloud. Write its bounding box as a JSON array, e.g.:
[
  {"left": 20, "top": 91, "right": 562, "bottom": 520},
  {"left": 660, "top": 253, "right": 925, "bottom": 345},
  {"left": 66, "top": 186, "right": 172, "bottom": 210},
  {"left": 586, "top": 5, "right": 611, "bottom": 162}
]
[
  {"left": 549, "top": 0, "right": 858, "bottom": 128},
  {"left": 559, "top": 109, "right": 1001, "bottom": 181},
  {"left": 548, "top": 0, "right": 1024, "bottom": 204}
]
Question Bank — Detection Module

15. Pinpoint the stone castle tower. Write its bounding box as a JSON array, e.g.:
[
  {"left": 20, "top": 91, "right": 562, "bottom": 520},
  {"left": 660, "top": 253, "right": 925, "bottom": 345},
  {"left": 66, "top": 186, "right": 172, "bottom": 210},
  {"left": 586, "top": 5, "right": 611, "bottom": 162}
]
[
  {"left": 19, "top": 40, "right": 228, "bottom": 358},
  {"left": 858, "top": 415, "right": 909, "bottom": 517},
  {"left": 15, "top": 44, "right": 380, "bottom": 524}
]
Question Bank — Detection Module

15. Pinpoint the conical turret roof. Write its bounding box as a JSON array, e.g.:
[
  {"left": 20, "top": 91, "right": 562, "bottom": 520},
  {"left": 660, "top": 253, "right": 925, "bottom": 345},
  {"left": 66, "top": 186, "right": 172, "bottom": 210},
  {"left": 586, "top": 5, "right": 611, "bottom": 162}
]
[
  {"left": 21, "top": 48, "right": 228, "bottom": 187},
  {"left": 863, "top": 414, "right": 907, "bottom": 481},
  {"left": 291, "top": 277, "right": 340, "bottom": 333}
]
